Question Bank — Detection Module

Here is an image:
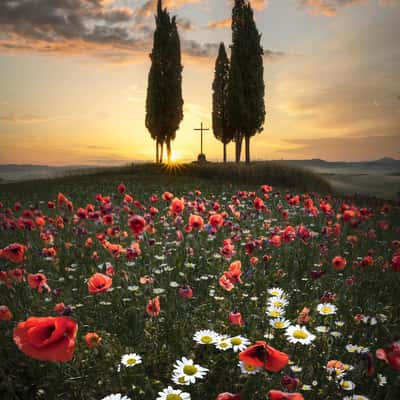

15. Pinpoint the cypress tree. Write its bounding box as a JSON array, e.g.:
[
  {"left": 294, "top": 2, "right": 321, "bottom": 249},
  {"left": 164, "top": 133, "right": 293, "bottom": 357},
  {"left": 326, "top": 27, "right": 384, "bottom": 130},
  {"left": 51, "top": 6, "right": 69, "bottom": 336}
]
[
  {"left": 212, "top": 42, "right": 232, "bottom": 162},
  {"left": 228, "top": 0, "right": 265, "bottom": 163},
  {"left": 145, "top": 0, "right": 183, "bottom": 163}
]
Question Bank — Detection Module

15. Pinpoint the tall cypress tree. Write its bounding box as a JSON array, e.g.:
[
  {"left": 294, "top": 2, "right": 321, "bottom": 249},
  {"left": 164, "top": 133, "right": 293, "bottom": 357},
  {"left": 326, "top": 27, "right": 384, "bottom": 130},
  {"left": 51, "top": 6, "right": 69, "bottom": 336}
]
[
  {"left": 145, "top": 0, "right": 183, "bottom": 163},
  {"left": 212, "top": 43, "right": 232, "bottom": 162},
  {"left": 228, "top": 0, "right": 265, "bottom": 163}
]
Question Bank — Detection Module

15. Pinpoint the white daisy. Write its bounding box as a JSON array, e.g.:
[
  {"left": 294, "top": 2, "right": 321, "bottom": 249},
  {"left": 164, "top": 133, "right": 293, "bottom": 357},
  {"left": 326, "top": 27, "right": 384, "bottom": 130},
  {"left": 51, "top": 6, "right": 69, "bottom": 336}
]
[
  {"left": 173, "top": 357, "right": 208, "bottom": 384},
  {"left": 267, "top": 297, "right": 289, "bottom": 309},
  {"left": 269, "top": 317, "right": 290, "bottom": 330},
  {"left": 172, "top": 373, "right": 191, "bottom": 386},
  {"left": 378, "top": 374, "right": 387, "bottom": 386},
  {"left": 340, "top": 380, "right": 356, "bottom": 391},
  {"left": 156, "top": 386, "right": 191, "bottom": 400},
  {"left": 266, "top": 306, "right": 285, "bottom": 318},
  {"left": 315, "top": 326, "right": 329, "bottom": 333},
  {"left": 101, "top": 394, "right": 130, "bottom": 400},
  {"left": 238, "top": 361, "right": 261, "bottom": 375},
  {"left": 343, "top": 396, "right": 369, "bottom": 400},
  {"left": 285, "top": 325, "right": 316, "bottom": 345},
  {"left": 268, "top": 287, "right": 285, "bottom": 297},
  {"left": 290, "top": 365, "right": 303, "bottom": 373},
  {"left": 229, "top": 336, "right": 251, "bottom": 352},
  {"left": 193, "top": 329, "right": 220, "bottom": 345},
  {"left": 121, "top": 353, "right": 142, "bottom": 367},
  {"left": 215, "top": 336, "right": 233, "bottom": 351},
  {"left": 317, "top": 303, "right": 337, "bottom": 315}
]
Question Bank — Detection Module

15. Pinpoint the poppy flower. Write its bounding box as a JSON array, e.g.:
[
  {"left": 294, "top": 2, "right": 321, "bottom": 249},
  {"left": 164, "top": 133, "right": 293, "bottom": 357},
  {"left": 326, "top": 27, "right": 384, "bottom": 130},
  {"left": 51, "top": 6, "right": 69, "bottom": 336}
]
[
  {"left": 87, "top": 273, "right": 112, "bottom": 294},
  {"left": 254, "top": 197, "right": 265, "bottom": 210},
  {"left": 0, "top": 305, "right": 12, "bottom": 321},
  {"left": 170, "top": 197, "right": 185, "bottom": 214},
  {"left": 219, "top": 274, "right": 235, "bottom": 291},
  {"left": 28, "top": 273, "right": 50, "bottom": 293},
  {"left": 209, "top": 213, "right": 224, "bottom": 228},
  {"left": 297, "top": 307, "right": 311, "bottom": 324},
  {"left": 128, "top": 215, "right": 146, "bottom": 236},
  {"left": 188, "top": 214, "right": 204, "bottom": 230},
  {"left": 13, "top": 316, "right": 78, "bottom": 362},
  {"left": 376, "top": 342, "right": 400, "bottom": 370},
  {"left": 392, "top": 254, "right": 400, "bottom": 272},
  {"left": 332, "top": 256, "right": 347, "bottom": 271},
  {"left": 162, "top": 191, "right": 174, "bottom": 201},
  {"left": 239, "top": 341, "right": 289, "bottom": 372},
  {"left": 0, "top": 243, "right": 27, "bottom": 264},
  {"left": 229, "top": 311, "right": 244, "bottom": 327},
  {"left": 146, "top": 296, "right": 160, "bottom": 317},
  {"left": 85, "top": 332, "right": 101, "bottom": 348},
  {"left": 179, "top": 286, "right": 193, "bottom": 299},
  {"left": 226, "top": 261, "right": 242, "bottom": 284},
  {"left": 117, "top": 183, "right": 126, "bottom": 194},
  {"left": 217, "top": 393, "right": 241, "bottom": 400},
  {"left": 267, "top": 390, "right": 304, "bottom": 400}
]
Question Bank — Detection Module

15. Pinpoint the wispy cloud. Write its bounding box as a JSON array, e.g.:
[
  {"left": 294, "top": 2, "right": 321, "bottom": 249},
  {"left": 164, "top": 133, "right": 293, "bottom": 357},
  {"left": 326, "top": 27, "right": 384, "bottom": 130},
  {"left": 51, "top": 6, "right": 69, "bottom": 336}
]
[{"left": 0, "top": 113, "right": 68, "bottom": 124}]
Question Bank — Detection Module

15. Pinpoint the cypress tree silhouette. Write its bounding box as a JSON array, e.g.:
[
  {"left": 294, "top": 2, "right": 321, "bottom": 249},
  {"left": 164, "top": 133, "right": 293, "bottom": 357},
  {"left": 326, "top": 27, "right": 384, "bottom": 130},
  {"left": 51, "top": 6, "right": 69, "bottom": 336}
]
[
  {"left": 212, "top": 42, "right": 232, "bottom": 162},
  {"left": 145, "top": 0, "right": 183, "bottom": 163},
  {"left": 228, "top": 0, "right": 265, "bottom": 163}
]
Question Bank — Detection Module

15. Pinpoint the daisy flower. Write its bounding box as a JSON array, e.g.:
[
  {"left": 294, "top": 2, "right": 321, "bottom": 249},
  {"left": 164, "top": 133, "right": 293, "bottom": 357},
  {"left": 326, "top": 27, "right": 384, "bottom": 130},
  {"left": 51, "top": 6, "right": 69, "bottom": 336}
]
[
  {"left": 268, "top": 287, "right": 285, "bottom": 297},
  {"left": 121, "top": 353, "right": 142, "bottom": 367},
  {"left": 215, "top": 336, "right": 233, "bottom": 351},
  {"left": 101, "top": 395, "right": 130, "bottom": 400},
  {"left": 238, "top": 361, "right": 261, "bottom": 375},
  {"left": 285, "top": 325, "right": 316, "bottom": 345},
  {"left": 229, "top": 336, "right": 251, "bottom": 352},
  {"left": 343, "top": 396, "right": 369, "bottom": 400},
  {"left": 340, "top": 380, "right": 356, "bottom": 391},
  {"left": 269, "top": 317, "right": 290, "bottom": 330},
  {"left": 268, "top": 297, "right": 288, "bottom": 309},
  {"left": 317, "top": 303, "right": 337, "bottom": 316},
  {"left": 156, "top": 386, "right": 191, "bottom": 400},
  {"left": 266, "top": 306, "right": 285, "bottom": 318},
  {"left": 173, "top": 357, "right": 208, "bottom": 384},
  {"left": 315, "top": 326, "right": 329, "bottom": 333},
  {"left": 172, "top": 373, "right": 191, "bottom": 386},
  {"left": 193, "top": 329, "right": 220, "bottom": 345}
]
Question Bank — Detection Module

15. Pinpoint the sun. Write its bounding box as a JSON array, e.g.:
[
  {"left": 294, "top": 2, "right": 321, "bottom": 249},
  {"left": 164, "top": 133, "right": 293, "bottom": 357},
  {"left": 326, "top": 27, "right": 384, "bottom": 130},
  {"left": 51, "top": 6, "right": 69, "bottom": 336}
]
[{"left": 170, "top": 151, "right": 180, "bottom": 162}]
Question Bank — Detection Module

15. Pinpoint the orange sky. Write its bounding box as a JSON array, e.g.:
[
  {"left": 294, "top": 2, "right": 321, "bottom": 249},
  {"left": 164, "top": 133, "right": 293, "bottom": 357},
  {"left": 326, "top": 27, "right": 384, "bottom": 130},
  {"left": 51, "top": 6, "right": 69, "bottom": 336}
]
[{"left": 0, "top": 0, "right": 399, "bottom": 165}]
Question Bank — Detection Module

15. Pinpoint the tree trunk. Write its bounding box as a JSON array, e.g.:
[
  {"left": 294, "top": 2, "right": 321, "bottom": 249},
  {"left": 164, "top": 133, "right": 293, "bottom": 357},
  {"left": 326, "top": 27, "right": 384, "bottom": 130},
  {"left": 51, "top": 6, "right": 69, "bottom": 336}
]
[
  {"left": 223, "top": 143, "right": 227, "bottom": 163},
  {"left": 156, "top": 139, "right": 159, "bottom": 164},
  {"left": 245, "top": 136, "right": 250, "bottom": 163},
  {"left": 166, "top": 138, "right": 172, "bottom": 163},
  {"left": 235, "top": 135, "right": 242, "bottom": 163},
  {"left": 160, "top": 141, "right": 164, "bottom": 164}
]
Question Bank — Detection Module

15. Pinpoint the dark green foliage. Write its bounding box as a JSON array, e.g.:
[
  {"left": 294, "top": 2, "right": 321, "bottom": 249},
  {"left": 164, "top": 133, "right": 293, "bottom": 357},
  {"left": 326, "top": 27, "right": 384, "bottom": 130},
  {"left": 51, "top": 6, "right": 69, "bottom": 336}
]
[
  {"left": 212, "top": 43, "right": 232, "bottom": 162},
  {"left": 228, "top": 0, "right": 265, "bottom": 163},
  {"left": 145, "top": 0, "right": 183, "bottom": 163}
]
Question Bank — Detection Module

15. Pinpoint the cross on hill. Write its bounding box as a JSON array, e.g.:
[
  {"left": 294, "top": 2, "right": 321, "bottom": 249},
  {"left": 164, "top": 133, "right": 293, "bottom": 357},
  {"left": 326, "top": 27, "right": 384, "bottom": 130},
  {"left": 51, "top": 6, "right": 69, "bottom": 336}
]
[{"left": 194, "top": 122, "right": 209, "bottom": 156}]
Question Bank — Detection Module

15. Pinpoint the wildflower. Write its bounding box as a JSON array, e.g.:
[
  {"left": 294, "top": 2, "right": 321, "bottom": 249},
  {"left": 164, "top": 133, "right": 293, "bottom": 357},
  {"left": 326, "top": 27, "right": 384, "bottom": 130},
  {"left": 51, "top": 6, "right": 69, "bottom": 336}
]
[
  {"left": 87, "top": 273, "right": 112, "bottom": 294},
  {"left": 238, "top": 361, "right": 261, "bottom": 375},
  {"left": 268, "top": 297, "right": 289, "bottom": 309},
  {"left": 173, "top": 357, "right": 208, "bottom": 384},
  {"left": 0, "top": 305, "right": 12, "bottom": 321},
  {"left": 193, "top": 330, "right": 220, "bottom": 345},
  {"left": 121, "top": 353, "right": 142, "bottom": 367},
  {"left": 0, "top": 243, "right": 27, "bottom": 264},
  {"left": 157, "top": 386, "right": 190, "bottom": 400},
  {"left": 285, "top": 325, "right": 316, "bottom": 345},
  {"left": 229, "top": 336, "right": 251, "bottom": 352},
  {"left": 266, "top": 306, "right": 285, "bottom": 318},
  {"left": 270, "top": 318, "right": 290, "bottom": 330},
  {"left": 188, "top": 214, "right": 204, "bottom": 230},
  {"left": 332, "top": 256, "right": 347, "bottom": 271},
  {"left": 170, "top": 198, "right": 185, "bottom": 215},
  {"left": 101, "top": 394, "right": 130, "bottom": 400},
  {"left": 268, "top": 390, "right": 304, "bottom": 400},
  {"left": 340, "top": 380, "right": 356, "bottom": 391},
  {"left": 376, "top": 342, "right": 400, "bottom": 370},
  {"left": 229, "top": 311, "right": 244, "bottom": 327},
  {"left": 297, "top": 307, "right": 311, "bottom": 324},
  {"left": 216, "top": 394, "right": 241, "bottom": 400},
  {"left": 317, "top": 303, "right": 337, "bottom": 316},
  {"left": 146, "top": 296, "right": 160, "bottom": 317},
  {"left": 239, "top": 341, "right": 289, "bottom": 372},
  {"left": 85, "top": 332, "right": 101, "bottom": 348},
  {"left": 215, "top": 336, "right": 233, "bottom": 351},
  {"left": 178, "top": 286, "right": 193, "bottom": 299}
]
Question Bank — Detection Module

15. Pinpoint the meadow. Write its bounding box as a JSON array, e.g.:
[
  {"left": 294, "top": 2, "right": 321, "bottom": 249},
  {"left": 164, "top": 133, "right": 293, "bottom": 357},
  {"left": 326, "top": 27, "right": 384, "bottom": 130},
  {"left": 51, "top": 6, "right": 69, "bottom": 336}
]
[{"left": 0, "top": 167, "right": 399, "bottom": 400}]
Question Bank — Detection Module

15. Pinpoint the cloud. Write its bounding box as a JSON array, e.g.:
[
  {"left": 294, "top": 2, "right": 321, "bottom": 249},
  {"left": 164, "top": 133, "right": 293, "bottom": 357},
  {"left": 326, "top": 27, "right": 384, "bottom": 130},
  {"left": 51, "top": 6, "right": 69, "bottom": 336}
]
[
  {"left": 207, "top": 18, "right": 231, "bottom": 29},
  {"left": 296, "top": 0, "right": 368, "bottom": 16},
  {"left": 136, "top": 0, "right": 203, "bottom": 18},
  {"left": 0, "top": 113, "right": 67, "bottom": 124}
]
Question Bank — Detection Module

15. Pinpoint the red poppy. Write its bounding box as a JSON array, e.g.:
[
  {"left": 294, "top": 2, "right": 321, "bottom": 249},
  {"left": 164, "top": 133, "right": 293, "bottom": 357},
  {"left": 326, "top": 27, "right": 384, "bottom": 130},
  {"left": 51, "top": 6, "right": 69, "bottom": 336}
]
[
  {"left": 226, "top": 261, "right": 242, "bottom": 284},
  {"left": 267, "top": 390, "right": 304, "bottom": 400},
  {"left": 229, "top": 311, "right": 244, "bottom": 327},
  {"left": 13, "top": 316, "right": 78, "bottom": 362},
  {"left": 117, "top": 183, "right": 126, "bottom": 194},
  {"left": 85, "top": 332, "right": 101, "bottom": 348},
  {"left": 188, "top": 214, "right": 204, "bottom": 230},
  {"left": 332, "top": 256, "right": 347, "bottom": 271},
  {"left": 209, "top": 213, "right": 224, "bottom": 228},
  {"left": 270, "top": 235, "right": 281, "bottom": 248},
  {"left": 128, "top": 215, "right": 146, "bottom": 236},
  {"left": 254, "top": 197, "right": 265, "bottom": 210},
  {"left": 297, "top": 307, "right": 311, "bottom": 324},
  {"left": 146, "top": 296, "right": 160, "bottom": 317},
  {"left": 54, "top": 303, "right": 66, "bottom": 315},
  {"left": 170, "top": 197, "right": 185, "bottom": 214},
  {"left": 239, "top": 341, "right": 289, "bottom": 372},
  {"left": 28, "top": 273, "right": 50, "bottom": 293},
  {"left": 0, "top": 305, "right": 12, "bottom": 321},
  {"left": 376, "top": 342, "right": 400, "bottom": 370},
  {"left": 216, "top": 393, "right": 241, "bottom": 400},
  {"left": 219, "top": 274, "right": 234, "bottom": 291},
  {"left": 162, "top": 191, "right": 174, "bottom": 201},
  {"left": 0, "top": 243, "right": 27, "bottom": 264},
  {"left": 392, "top": 254, "right": 400, "bottom": 272},
  {"left": 179, "top": 286, "right": 193, "bottom": 299},
  {"left": 87, "top": 273, "right": 112, "bottom": 294},
  {"left": 103, "top": 214, "right": 113, "bottom": 225}
]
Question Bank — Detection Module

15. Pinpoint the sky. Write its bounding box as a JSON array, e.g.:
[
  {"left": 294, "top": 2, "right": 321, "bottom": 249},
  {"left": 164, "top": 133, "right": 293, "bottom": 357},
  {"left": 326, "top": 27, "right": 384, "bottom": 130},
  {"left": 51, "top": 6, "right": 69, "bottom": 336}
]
[{"left": 0, "top": 0, "right": 399, "bottom": 165}]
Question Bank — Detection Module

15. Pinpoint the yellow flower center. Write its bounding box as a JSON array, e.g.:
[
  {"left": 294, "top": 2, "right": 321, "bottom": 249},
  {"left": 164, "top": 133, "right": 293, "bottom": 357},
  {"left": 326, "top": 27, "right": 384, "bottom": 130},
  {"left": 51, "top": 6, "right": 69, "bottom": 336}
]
[
  {"left": 183, "top": 365, "right": 197, "bottom": 375},
  {"left": 270, "top": 310, "right": 280, "bottom": 317},
  {"left": 220, "top": 342, "right": 228, "bottom": 348},
  {"left": 201, "top": 336, "right": 213, "bottom": 344},
  {"left": 231, "top": 338, "right": 242, "bottom": 346},
  {"left": 127, "top": 358, "right": 136, "bottom": 365},
  {"left": 293, "top": 330, "right": 308, "bottom": 339},
  {"left": 321, "top": 306, "right": 333, "bottom": 314},
  {"left": 166, "top": 395, "right": 181, "bottom": 400},
  {"left": 274, "top": 321, "right": 285, "bottom": 329},
  {"left": 342, "top": 381, "right": 350, "bottom": 389},
  {"left": 244, "top": 364, "right": 256, "bottom": 371},
  {"left": 177, "top": 376, "right": 187, "bottom": 384},
  {"left": 273, "top": 301, "right": 283, "bottom": 307}
]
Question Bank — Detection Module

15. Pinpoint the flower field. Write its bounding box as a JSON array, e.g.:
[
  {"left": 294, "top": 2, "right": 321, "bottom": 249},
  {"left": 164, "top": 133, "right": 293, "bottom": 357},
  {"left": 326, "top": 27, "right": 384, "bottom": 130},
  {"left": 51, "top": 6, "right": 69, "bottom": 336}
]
[{"left": 1, "top": 179, "right": 399, "bottom": 400}]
